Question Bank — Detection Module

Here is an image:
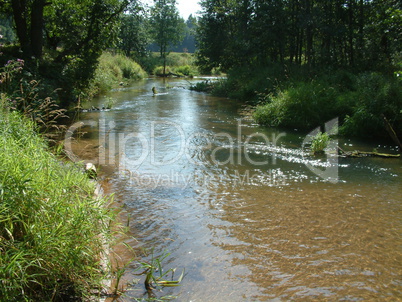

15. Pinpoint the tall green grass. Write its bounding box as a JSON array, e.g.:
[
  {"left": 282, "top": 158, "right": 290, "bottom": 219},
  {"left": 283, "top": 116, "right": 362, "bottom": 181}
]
[
  {"left": 253, "top": 70, "right": 402, "bottom": 138},
  {"left": 88, "top": 52, "right": 147, "bottom": 96},
  {"left": 253, "top": 80, "right": 343, "bottom": 129},
  {"left": 139, "top": 52, "right": 199, "bottom": 76},
  {"left": 0, "top": 107, "right": 112, "bottom": 301}
]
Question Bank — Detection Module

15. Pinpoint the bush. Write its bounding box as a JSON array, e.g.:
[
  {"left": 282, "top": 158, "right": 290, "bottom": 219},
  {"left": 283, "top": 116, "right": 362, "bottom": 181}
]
[
  {"left": 89, "top": 52, "right": 146, "bottom": 96},
  {"left": 339, "top": 72, "right": 402, "bottom": 137},
  {"left": 138, "top": 52, "right": 198, "bottom": 75},
  {"left": 174, "top": 64, "right": 199, "bottom": 77},
  {"left": 253, "top": 69, "right": 402, "bottom": 139},
  {"left": 153, "top": 65, "right": 172, "bottom": 76},
  {"left": 253, "top": 80, "right": 341, "bottom": 130},
  {"left": 310, "top": 132, "right": 330, "bottom": 154},
  {"left": 0, "top": 108, "right": 112, "bottom": 301}
]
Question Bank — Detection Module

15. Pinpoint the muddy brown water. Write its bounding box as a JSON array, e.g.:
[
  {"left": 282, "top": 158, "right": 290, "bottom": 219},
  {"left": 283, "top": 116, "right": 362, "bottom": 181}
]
[{"left": 69, "top": 78, "right": 401, "bottom": 301}]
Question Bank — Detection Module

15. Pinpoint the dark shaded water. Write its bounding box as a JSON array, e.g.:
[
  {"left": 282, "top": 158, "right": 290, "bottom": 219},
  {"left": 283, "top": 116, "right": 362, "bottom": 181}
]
[{"left": 70, "top": 78, "right": 401, "bottom": 301}]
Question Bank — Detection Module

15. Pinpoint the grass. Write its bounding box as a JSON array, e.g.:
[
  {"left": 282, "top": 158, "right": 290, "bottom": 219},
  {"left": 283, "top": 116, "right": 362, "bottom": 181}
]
[
  {"left": 0, "top": 104, "right": 113, "bottom": 301},
  {"left": 310, "top": 132, "right": 330, "bottom": 154},
  {"left": 135, "top": 249, "right": 184, "bottom": 301},
  {"left": 138, "top": 52, "right": 199, "bottom": 77},
  {"left": 253, "top": 80, "right": 342, "bottom": 130},
  {"left": 88, "top": 52, "right": 147, "bottom": 97},
  {"left": 252, "top": 69, "right": 402, "bottom": 138}
]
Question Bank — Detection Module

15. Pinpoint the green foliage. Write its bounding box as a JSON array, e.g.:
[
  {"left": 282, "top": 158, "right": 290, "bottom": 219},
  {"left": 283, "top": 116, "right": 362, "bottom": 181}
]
[
  {"left": 197, "top": 0, "right": 401, "bottom": 72},
  {"left": 118, "top": 3, "right": 150, "bottom": 57},
  {"left": 174, "top": 64, "right": 198, "bottom": 77},
  {"left": 0, "top": 57, "right": 24, "bottom": 95},
  {"left": 150, "top": 0, "right": 185, "bottom": 55},
  {"left": 2, "top": 0, "right": 128, "bottom": 106},
  {"left": 0, "top": 14, "right": 16, "bottom": 43},
  {"left": 253, "top": 70, "right": 402, "bottom": 139},
  {"left": 153, "top": 65, "right": 172, "bottom": 76},
  {"left": 104, "top": 97, "right": 117, "bottom": 109},
  {"left": 150, "top": 0, "right": 186, "bottom": 75},
  {"left": 0, "top": 107, "right": 112, "bottom": 301},
  {"left": 1, "top": 55, "right": 67, "bottom": 137},
  {"left": 141, "top": 52, "right": 198, "bottom": 76},
  {"left": 189, "top": 80, "right": 214, "bottom": 92},
  {"left": 135, "top": 248, "right": 184, "bottom": 298},
  {"left": 339, "top": 72, "right": 402, "bottom": 137},
  {"left": 171, "top": 14, "right": 198, "bottom": 53},
  {"left": 89, "top": 52, "right": 146, "bottom": 96},
  {"left": 254, "top": 80, "right": 342, "bottom": 130},
  {"left": 310, "top": 132, "right": 330, "bottom": 154}
]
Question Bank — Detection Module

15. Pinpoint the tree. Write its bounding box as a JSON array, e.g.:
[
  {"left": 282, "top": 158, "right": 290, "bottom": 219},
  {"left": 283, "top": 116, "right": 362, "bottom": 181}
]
[
  {"left": 0, "top": 13, "right": 17, "bottom": 43},
  {"left": 150, "top": 0, "right": 185, "bottom": 76},
  {"left": 119, "top": 2, "right": 150, "bottom": 57},
  {"left": 172, "top": 14, "right": 197, "bottom": 53},
  {"left": 1, "top": 0, "right": 129, "bottom": 105},
  {"left": 9, "top": 0, "right": 47, "bottom": 58},
  {"left": 196, "top": 0, "right": 254, "bottom": 72},
  {"left": 196, "top": 0, "right": 401, "bottom": 72}
]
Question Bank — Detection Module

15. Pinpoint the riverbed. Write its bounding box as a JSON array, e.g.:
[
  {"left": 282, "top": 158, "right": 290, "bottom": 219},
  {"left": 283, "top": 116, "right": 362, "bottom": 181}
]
[{"left": 68, "top": 78, "right": 401, "bottom": 301}]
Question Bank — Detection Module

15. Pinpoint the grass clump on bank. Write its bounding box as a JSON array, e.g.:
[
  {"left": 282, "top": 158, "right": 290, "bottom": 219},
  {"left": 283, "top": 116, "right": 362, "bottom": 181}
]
[
  {"left": 200, "top": 64, "right": 401, "bottom": 140},
  {"left": 139, "top": 52, "right": 199, "bottom": 77},
  {"left": 88, "top": 52, "right": 147, "bottom": 96},
  {"left": 0, "top": 104, "right": 112, "bottom": 301},
  {"left": 253, "top": 71, "right": 401, "bottom": 138}
]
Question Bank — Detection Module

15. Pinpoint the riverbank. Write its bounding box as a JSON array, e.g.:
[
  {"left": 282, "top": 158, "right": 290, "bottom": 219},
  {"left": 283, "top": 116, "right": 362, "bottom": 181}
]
[
  {"left": 192, "top": 66, "right": 402, "bottom": 143},
  {"left": 0, "top": 106, "right": 113, "bottom": 300}
]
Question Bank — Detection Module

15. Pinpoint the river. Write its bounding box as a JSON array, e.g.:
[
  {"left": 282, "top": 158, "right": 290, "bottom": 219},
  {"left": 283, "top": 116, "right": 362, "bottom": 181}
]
[{"left": 68, "top": 78, "right": 401, "bottom": 301}]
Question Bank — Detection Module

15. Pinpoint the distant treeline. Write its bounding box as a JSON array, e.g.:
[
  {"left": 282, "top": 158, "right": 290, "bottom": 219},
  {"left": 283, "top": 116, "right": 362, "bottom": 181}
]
[
  {"left": 196, "top": 0, "right": 401, "bottom": 72},
  {"left": 195, "top": 0, "right": 401, "bottom": 141}
]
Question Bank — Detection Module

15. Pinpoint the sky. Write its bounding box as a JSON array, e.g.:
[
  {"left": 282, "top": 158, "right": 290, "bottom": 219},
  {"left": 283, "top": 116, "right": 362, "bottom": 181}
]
[
  {"left": 176, "top": 0, "right": 202, "bottom": 19},
  {"left": 143, "top": 0, "right": 202, "bottom": 19}
]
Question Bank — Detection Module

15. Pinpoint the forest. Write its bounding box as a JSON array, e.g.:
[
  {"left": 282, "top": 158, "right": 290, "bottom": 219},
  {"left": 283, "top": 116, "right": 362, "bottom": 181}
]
[{"left": 195, "top": 0, "right": 401, "bottom": 141}]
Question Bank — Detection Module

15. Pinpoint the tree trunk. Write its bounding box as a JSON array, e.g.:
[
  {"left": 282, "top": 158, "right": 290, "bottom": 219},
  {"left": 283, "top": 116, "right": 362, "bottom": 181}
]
[
  {"left": 163, "top": 54, "right": 167, "bottom": 76},
  {"left": 31, "top": 0, "right": 45, "bottom": 58},
  {"left": 11, "top": 0, "right": 31, "bottom": 57},
  {"left": 348, "top": 0, "right": 355, "bottom": 66},
  {"left": 305, "top": 0, "right": 314, "bottom": 67}
]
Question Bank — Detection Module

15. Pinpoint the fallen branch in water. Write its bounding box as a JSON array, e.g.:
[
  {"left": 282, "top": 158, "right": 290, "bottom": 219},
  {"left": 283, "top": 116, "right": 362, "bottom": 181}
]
[
  {"left": 382, "top": 114, "right": 402, "bottom": 150},
  {"left": 338, "top": 147, "right": 400, "bottom": 158}
]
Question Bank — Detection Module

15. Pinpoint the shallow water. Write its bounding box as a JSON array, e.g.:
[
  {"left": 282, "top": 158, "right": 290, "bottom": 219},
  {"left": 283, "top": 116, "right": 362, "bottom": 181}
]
[{"left": 70, "top": 78, "right": 401, "bottom": 301}]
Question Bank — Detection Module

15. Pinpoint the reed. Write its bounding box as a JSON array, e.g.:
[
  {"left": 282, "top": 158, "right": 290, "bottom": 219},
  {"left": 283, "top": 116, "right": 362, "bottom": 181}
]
[{"left": 0, "top": 106, "right": 112, "bottom": 301}]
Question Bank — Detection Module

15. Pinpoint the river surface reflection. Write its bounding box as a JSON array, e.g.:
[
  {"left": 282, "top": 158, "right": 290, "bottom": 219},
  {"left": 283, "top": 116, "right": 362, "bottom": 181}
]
[{"left": 71, "top": 78, "right": 401, "bottom": 301}]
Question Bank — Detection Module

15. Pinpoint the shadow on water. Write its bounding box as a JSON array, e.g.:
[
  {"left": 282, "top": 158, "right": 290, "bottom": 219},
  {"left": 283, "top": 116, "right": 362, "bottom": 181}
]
[{"left": 71, "top": 78, "right": 401, "bottom": 301}]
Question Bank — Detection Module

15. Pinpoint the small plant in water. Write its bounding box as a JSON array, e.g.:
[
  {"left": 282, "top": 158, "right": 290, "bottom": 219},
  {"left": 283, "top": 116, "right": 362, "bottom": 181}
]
[
  {"left": 104, "top": 97, "right": 117, "bottom": 109},
  {"left": 311, "top": 131, "right": 330, "bottom": 154},
  {"left": 135, "top": 249, "right": 185, "bottom": 300}
]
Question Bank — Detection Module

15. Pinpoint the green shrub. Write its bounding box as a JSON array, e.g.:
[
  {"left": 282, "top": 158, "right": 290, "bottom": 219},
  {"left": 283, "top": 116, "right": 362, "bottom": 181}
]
[
  {"left": 89, "top": 52, "right": 146, "bottom": 96},
  {"left": 113, "top": 53, "right": 146, "bottom": 80},
  {"left": 138, "top": 52, "right": 198, "bottom": 75},
  {"left": 339, "top": 72, "right": 402, "bottom": 137},
  {"left": 153, "top": 65, "right": 172, "bottom": 76},
  {"left": 310, "top": 132, "right": 330, "bottom": 154},
  {"left": 166, "top": 52, "right": 195, "bottom": 67},
  {"left": 0, "top": 108, "right": 112, "bottom": 301},
  {"left": 253, "top": 70, "right": 402, "bottom": 139},
  {"left": 174, "top": 64, "right": 199, "bottom": 77},
  {"left": 253, "top": 81, "right": 341, "bottom": 130}
]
